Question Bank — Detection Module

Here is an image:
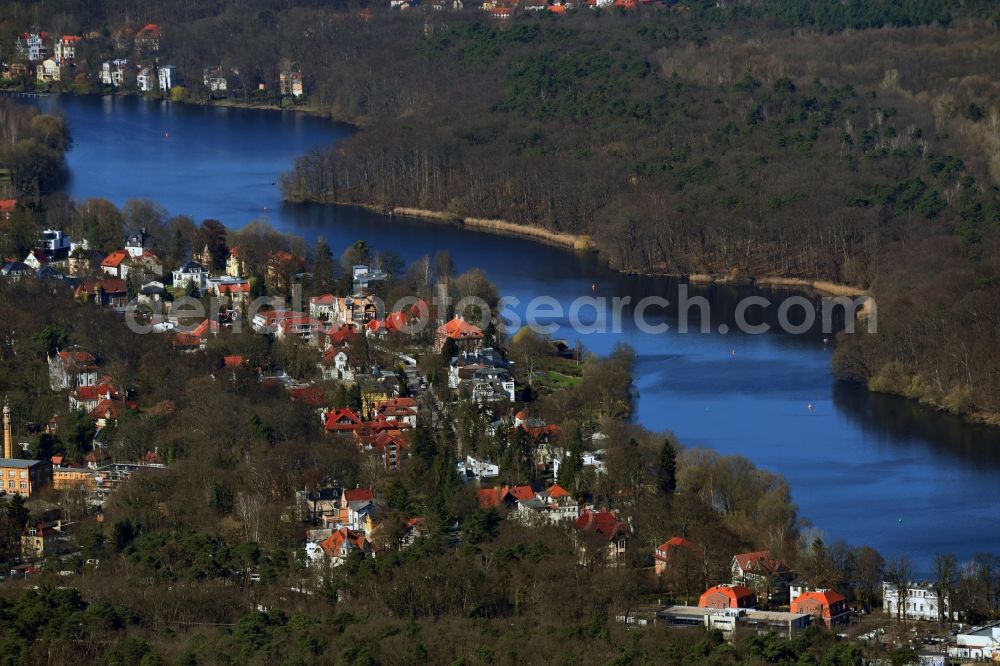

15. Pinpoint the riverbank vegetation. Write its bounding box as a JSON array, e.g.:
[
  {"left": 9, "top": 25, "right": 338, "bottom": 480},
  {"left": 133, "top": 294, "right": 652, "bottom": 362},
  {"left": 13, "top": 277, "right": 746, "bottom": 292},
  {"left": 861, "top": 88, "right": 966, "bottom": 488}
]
[{"left": 0, "top": 99, "right": 71, "bottom": 201}]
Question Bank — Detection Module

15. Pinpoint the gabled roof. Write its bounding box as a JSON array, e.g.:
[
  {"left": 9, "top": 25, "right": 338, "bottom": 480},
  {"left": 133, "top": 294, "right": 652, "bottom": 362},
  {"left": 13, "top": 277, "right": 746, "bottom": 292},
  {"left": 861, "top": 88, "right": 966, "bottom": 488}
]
[
  {"left": 733, "top": 550, "right": 790, "bottom": 574},
  {"left": 324, "top": 408, "right": 363, "bottom": 432},
  {"left": 791, "top": 590, "right": 846, "bottom": 609},
  {"left": 310, "top": 294, "right": 336, "bottom": 305},
  {"left": 190, "top": 319, "right": 220, "bottom": 338},
  {"left": 75, "top": 278, "right": 127, "bottom": 295},
  {"left": 546, "top": 483, "right": 571, "bottom": 499},
  {"left": 57, "top": 350, "right": 97, "bottom": 369},
  {"left": 437, "top": 316, "right": 484, "bottom": 341},
  {"left": 575, "top": 509, "right": 628, "bottom": 541},
  {"left": 101, "top": 250, "right": 129, "bottom": 268},
  {"left": 319, "top": 527, "right": 369, "bottom": 557},
  {"left": 343, "top": 488, "right": 375, "bottom": 503},
  {"left": 699, "top": 585, "right": 757, "bottom": 608}
]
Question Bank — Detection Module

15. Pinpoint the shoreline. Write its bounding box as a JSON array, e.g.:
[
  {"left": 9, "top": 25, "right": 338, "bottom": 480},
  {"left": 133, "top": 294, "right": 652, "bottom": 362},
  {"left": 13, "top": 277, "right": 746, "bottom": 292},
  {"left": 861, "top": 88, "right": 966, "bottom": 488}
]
[
  {"left": 341, "top": 201, "right": 869, "bottom": 297},
  {"left": 317, "top": 198, "right": 1000, "bottom": 426},
  {"left": 4, "top": 85, "right": 358, "bottom": 124}
]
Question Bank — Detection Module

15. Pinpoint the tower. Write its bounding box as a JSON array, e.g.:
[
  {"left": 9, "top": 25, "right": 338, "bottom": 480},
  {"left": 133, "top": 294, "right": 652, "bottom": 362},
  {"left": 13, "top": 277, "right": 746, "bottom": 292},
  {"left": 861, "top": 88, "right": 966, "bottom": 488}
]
[{"left": 3, "top": 397, "right": 12, "bottom": 459}]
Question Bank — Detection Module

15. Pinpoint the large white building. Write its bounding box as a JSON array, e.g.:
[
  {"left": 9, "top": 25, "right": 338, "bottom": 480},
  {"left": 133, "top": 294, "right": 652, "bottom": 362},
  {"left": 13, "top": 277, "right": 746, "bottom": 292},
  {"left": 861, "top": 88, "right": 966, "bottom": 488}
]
[{"left": 882, "top": 581, "right": 953, "bottom": 622}]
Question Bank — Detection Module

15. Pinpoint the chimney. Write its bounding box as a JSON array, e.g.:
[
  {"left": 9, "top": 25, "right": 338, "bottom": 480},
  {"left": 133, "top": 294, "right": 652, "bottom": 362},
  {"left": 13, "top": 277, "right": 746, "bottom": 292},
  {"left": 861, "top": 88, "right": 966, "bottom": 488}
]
[{"left": 3, "top": 397, "right": 12, "bottom": 459}]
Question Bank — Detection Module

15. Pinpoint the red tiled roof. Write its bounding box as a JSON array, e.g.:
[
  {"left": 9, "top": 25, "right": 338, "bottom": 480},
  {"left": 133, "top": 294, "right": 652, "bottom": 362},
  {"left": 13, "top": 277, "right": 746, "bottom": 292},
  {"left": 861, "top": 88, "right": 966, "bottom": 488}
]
[
  {"left": 575, "top": 509, "right": 628, "bottom": 541},
  {"left": 319, "top": 527, "right": 369, "bottom": 557},
  {"left": 437, "top": 316, "right": 483, "bottom": 341},
  {"left": 310, "top": 294, "right": 336, "bottom": 305},
  {"left": 290, "top": 386, "right": 326, "bottom": 406},
  {"left": 733, "top": 550, "right": 790, "bottom": 574},
  {"left": 343, "top": 488, "right": 375, "bottom": 503},
  {"left": 75, "top": 278, "right": 127, "bottom": 295},
  {"left": 101, "top": 250, "right": 129, "bottom": 268},
  {"left": 324, "top": 408, "right": 363, "bottom": 432},
  {"left": 0, "top": 199, "right": 16, "bottom": 214},
  {"left": 655, "top": 536, "right": 702, "bottom": 561},
  {"left": 58, "top": 350, "right": 97, "bottom": 367},
  {"left": 191, "top": 319, "right": 220, "bottom": 338},
  {"left": 546, "top": 483, "right": 571, "bottom": 499},
  {"left": 223, "top": 355, "right": 244, "bottom": 368}
]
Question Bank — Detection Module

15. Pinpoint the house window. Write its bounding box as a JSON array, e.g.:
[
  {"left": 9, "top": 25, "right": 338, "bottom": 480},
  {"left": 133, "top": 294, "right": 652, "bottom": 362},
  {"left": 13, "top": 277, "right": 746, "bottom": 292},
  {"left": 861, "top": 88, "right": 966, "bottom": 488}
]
[
  {"left": 19, "top": 471, "right": 26, "bottom": 478},
  {"left": 7, "top": 480, "right": 14, "bottom": 488}
]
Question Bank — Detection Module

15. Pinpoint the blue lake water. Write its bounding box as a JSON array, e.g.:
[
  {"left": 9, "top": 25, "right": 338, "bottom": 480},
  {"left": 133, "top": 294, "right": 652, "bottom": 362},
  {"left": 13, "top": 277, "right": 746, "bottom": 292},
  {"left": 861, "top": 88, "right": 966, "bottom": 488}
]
[{"left": 36, "top": 93, "right": 1000, "bottom": 569}]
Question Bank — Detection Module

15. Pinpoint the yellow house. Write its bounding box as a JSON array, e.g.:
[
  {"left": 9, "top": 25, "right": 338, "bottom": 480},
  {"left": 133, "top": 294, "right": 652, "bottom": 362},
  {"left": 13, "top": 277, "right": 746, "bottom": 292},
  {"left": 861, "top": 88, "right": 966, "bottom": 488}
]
[{"left": 226, "top": 248, "right": 245, "bottom": 277}]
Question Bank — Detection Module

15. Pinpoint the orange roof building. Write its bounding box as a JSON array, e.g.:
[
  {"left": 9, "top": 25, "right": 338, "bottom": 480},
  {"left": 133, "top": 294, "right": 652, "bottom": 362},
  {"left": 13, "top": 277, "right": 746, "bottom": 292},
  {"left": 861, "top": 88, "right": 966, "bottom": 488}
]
[
  {"left": 790, "top": 590, "right": 849, "bottom": 626},
  {"left": 698, "top": 584, "right": 758, "bottom": 610},
  {"left": 434, "top": 316, "right": 484, "bottom": 351}
]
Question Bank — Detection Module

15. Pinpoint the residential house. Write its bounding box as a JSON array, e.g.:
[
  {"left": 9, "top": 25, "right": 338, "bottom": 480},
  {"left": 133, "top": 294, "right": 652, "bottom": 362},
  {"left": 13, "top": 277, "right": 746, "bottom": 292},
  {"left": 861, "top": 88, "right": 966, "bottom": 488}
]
[
  {"left": 36, "top": 58, "right": 60, "bottom": 83},
  {"left": 435, "top": 315, "right": 484, "bottom": 351},
  {"left": 74, "top": 278, "right": 128, "bottom": 307},
  {"left": 510, "top": 483, "right": 580, "bottom": 525},
  {"left": 90, "top": 397, "right": 135, "bottom": 429},
  {"left": 21, "top": 522, "right": 72, "bottom": 559},
  {"left": 100, "top": 251, "right": 130, "bottom": 278},
  {"left": 296, "top": 487, "right": 341, "bottom": 524},
  {"left": 17, "top": 32, "right": 49, "bottom": 61},
  {"left": 206, "top": 276, "right": 251, "bottom": 304},
  {"left": 48, "top": 350, "right": 99, "bottom": 390},
  {"left": 126, "top": 250, "right": 163, "bottom": 282},
  {"left": 318, "top": 349, "right": 355, "bottom": 381},
  {"left": 125, "top": 229, "right": 150, "bottom": 258},
  {"left": 449, "top": 348, "right": 515, "bottom": 402},
  {"left": 135, "top": 24, "right": 162, "bottom": 52},
  {"left": 373, "top": 397, "right": 418, "bottom": 428},
  {"left": 1, "top": 262, "right": 32, "bottom": 281},
  {"left": 332, "top": 294, "right": 380, "bottom": 327},
  {"left": 553, "top": 449, "right": 606, "bottom": 478},
  {"left": 324, "top": 408, "right": 364, "bottom": 433},
  {"left": 457, "top": 455, "right": 499, "bottom": 481},
  {"left": 732, "top": 550, "right": 793, "bottom": 601},
  {"left": 575, "top": 509, "right": 629, "bottom": 565},
  {"left": 99, "top": 59, "right": 128, "bottom": 87},
  {"left": 136, "top": 67, "right": 155, "bottom": 92},
  {"left": 699, "top": 584, "right": 758, "bottom": 610},
  {"left": 279, "top": 68, "right": 304, "bottom": 97},
  {"left": 251, "top": 310, "right": 324, "bottom": 342},
  {"left": 69, "top": 383, "right": 116, "bottom": 412},
  {"left": 224, "top": 247, "right": 244, "bottom": 276},
  {"left": 53, "top": 36, "right": 81, "bottom": 64},
  {"left": 476, "top": 484, "right": 535, "bottom": 509},
  {"left": 2, "top": 63, "right": 29, "bottom": 81},
  {"left": 309, "top": 294, "right": 337, "bottom": 321},
  {"left": 339, "top": 488, "right": 377, "bottom": 529},
  {"left": 883, "top": 581, "right": 953, "bottom": 622},
  {"left": 306, "top": 527, "right": 373, "bottom": 567},
  {"left": 23, "top": 249, "right": 49, "bottom": 270},
  {"left": 654, "top": 536, "right": 704, "bottom": 576},
  {"left": 172, "top": 260, "right": 209, "bottom": 290},
  {"left": 790, "top": 590, "right": 849, "bottom": 627},
  {"left": 203, "top": 67, "right": 228, "bottom": 94},
  {"left": 354, "top": 429, "right": 409, "bottom": 471},
  {"left": 157, "top": 64, "right": 176, "bottom": 91},
  {"left": 38, "top": 229, "right": 72, "bottom": 256}
]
